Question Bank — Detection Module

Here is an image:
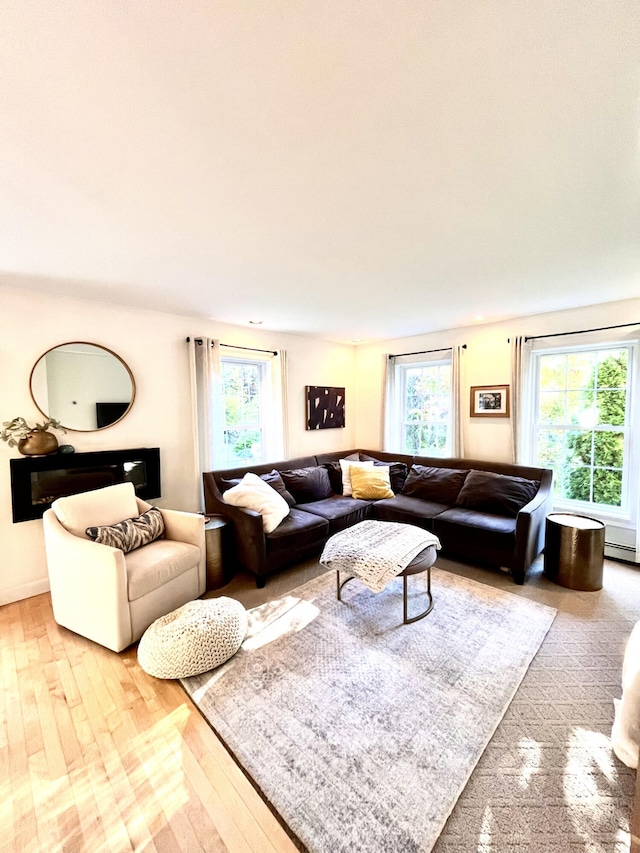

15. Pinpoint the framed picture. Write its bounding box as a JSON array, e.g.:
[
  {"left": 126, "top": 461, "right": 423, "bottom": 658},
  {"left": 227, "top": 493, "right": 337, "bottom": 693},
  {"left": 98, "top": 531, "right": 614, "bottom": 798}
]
[
  {"left": 306, "top": 385, "right": 345, "bottom": 430},
  {"left": 470, "top": 385, "right": 510, "bottom": 418}
]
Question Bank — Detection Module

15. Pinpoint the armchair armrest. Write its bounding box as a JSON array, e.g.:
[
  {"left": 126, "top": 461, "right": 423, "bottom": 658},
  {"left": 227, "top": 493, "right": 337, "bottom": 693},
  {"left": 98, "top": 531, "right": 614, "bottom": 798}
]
[
  {"left": 42, "top": 509, "right": 133, "bottom": 651},
  {"left": 160, "top": 508, "right": 206, "bottom": 590}
]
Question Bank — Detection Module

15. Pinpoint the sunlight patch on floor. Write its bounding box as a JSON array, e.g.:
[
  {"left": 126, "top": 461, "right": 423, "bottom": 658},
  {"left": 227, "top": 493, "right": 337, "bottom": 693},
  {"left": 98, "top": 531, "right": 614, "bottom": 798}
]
[{"left": 517, "top": 735, "right": 542, "bottom": 788}]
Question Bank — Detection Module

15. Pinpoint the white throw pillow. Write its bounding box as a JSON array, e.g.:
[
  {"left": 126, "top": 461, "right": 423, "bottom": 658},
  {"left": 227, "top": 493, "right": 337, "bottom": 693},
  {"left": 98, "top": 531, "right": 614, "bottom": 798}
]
[
  {"left": 339, "top": 459, "right": 374, "bottom": 496},
  {"left": 223, "top": 472, "right": 290, "bottom": 533}
]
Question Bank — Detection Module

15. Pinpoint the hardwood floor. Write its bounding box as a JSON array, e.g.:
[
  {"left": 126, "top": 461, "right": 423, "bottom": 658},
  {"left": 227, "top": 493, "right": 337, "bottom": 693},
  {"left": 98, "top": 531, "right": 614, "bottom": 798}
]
[
  {"left": 1, "top": 592, "right": 298, "bottom": 853},
  {"left": 4, "top": 554, "right": 639, "bottom": 852}
]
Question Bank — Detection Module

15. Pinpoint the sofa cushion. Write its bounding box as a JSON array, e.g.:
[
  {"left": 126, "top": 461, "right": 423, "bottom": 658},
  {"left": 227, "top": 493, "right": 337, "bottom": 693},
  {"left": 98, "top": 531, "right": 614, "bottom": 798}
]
[
  {"left": 261, "top": 470, "right": 296, "bottom": 506},
  {"left": 401, "top": 465, "right": 469, "bottom": 504},
  {"left": 280, "top": 466, "right": 333, "bottom": 503},
  {"left": 265, "top": 508, "right": 329, "bottom": 557},
  {"left": 296, "top": 495, "right": 372, "bottom": 533},
  {"left": 349, "top": 465, "right": 394, "bottom": 500},
  {"left": 86, "top": 507, "right": 165, "bottom": 553},
  {"left": 433, "top": 507, "right": 517, "bottom": 552},
  {"left": 359, "top": 454, "right": 409, "bottom": 493},
  {"left": 455, "top": 470, "right": 539, "bottom": 517},
  {"left": 339, "top": 459, "right": 374, "bottom": 496},
  {"left": 223, "top": 472, "right": 290, "bottom": 533},
  {"left": 370, "top": 494, "right": 449, "bottom": 530}
]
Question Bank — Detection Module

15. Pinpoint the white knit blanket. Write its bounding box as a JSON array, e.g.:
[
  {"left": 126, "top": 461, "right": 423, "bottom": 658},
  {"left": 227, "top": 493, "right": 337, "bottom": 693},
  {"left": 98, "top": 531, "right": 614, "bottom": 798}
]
[{"left": 320, "top": 520, "right": 441, "bottom": 594}]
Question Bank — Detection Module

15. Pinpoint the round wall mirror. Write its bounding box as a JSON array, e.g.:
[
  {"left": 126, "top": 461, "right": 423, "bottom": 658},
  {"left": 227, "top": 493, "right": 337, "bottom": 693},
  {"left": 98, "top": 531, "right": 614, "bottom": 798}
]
[{"left": 30, "top": 342, "right": 136, "bottom": 432}]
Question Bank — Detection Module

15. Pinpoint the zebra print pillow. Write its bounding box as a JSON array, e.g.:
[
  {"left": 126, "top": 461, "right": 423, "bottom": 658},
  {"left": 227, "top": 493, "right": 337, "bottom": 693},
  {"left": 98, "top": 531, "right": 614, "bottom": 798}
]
[{"left": 86, "top": 507, "right": 165, "bottom": 553}]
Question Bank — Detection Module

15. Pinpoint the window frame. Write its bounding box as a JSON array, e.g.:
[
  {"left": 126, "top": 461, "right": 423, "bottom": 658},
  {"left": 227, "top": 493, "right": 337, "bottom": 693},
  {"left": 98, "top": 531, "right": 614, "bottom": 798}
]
[
  {"left": 528, "top": 337, "right": 638, "bottom": 524},
  {"left": 394, "top": 355, "right": 453, "bottom": 458},
  {"left": 220, "top": 356, "right": 268, "bottom": 466}
]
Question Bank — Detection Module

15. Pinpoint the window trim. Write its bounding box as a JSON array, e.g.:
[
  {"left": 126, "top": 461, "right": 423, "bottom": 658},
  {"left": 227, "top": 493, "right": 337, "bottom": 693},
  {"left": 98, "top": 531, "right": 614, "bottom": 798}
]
[
  {"left": 394, "top": 354, "right": 453, "bottom": 458},
  {"left": 528, "top": 336, "right": 638, "bottom": 525},
  {"left": 221, "top": 356, "right": 268, "bottom": 466}
]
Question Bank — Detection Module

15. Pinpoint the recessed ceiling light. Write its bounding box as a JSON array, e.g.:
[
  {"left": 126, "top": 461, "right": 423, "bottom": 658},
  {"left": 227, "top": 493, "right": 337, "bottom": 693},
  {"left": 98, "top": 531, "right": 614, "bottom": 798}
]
[
  {"left": 473, "top": 315, "right": 485, "bottom": 322},
  {"left": 249, "top": 319, "right": 263, "bottom": 325}
]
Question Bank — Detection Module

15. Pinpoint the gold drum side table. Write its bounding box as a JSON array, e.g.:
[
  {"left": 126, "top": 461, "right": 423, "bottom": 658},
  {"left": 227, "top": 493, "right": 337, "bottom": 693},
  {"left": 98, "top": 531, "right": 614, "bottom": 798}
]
[
  {"left": 204, "top": 517, "right": 232, "bottom": 590},
  {"left": 544, "top": 512, "right": 605, "bottom": 591}
]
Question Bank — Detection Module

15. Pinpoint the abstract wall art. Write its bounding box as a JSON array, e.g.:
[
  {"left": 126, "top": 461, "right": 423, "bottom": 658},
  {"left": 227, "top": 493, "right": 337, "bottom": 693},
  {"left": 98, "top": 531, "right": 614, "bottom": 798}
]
[{"left": 306, "top": 386, "right": 345, "bottom": 430}]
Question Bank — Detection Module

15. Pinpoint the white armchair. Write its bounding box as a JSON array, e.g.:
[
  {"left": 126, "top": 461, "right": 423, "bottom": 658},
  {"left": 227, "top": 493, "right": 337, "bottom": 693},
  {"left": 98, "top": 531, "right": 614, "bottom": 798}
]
[{"left": 42, "top": 482, "right": 206, "bottom": 652}]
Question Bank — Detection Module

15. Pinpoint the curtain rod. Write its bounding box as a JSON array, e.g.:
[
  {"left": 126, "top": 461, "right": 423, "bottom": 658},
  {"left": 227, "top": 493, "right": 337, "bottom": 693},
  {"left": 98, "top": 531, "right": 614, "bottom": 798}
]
[
  {"left": 388, "top": 344, "right": 466, "bottom": 360},
  {"left": 186, "top": 337, "right": 277, "bottom": 356},
  {"left": 524, "top": 321, "right": 640, "bottom": 343}
]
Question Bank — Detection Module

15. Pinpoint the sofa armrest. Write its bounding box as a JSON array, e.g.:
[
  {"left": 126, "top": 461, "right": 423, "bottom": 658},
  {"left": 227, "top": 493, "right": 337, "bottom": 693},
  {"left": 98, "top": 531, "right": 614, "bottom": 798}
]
[
  {"left": 202, "top": 471, "right": 267, "bottom": 574},
  {"left": 514, "top": 470, "right": 554, "bottom": 572},
  {"left": 42, "top": 508, "right": 133, "bottom": 651}
]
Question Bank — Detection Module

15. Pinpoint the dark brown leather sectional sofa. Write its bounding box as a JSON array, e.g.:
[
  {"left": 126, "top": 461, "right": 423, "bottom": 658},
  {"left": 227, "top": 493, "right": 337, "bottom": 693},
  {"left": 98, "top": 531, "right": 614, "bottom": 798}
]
[{"left": 203, "top": 449, "right": 553, "bottom": 589}]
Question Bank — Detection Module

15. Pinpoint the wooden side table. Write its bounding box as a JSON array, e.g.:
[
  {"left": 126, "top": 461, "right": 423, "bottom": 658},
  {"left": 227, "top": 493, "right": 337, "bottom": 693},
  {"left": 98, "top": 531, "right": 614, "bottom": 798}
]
[{"left": 204, "top": 517, "right": 232, "bottom": 590}]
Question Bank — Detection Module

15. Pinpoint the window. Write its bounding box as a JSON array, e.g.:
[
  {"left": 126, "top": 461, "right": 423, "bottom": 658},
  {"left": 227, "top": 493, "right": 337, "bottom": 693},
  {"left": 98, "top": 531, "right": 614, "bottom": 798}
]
[
  {"left": 398, "top": 359, "right": 452, "bottom": 456},
  {"left": 221, "top": 358, "right": 266, "bottom": 465},
  {"left": 531, "top": 343, "right": 635, "bottom": 513}
]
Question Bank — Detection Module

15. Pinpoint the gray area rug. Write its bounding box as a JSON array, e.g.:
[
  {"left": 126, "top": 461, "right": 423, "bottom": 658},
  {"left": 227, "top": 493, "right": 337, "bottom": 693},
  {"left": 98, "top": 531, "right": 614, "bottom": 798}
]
[{"left": 183, "top": 568, "right": 556, "bottom": 852}]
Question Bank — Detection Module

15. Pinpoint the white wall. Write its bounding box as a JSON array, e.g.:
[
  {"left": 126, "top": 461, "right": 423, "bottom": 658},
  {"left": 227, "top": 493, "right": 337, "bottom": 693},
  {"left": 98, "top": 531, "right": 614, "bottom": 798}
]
[
  {"left": 3, "top": 280, "right": 638, "bottom": 605},
  {"left": 0, "top": 280, "right": 357, "bottom": 605},
  {"left": 355, "top": 297, "right": 640, "bottom": 457}
]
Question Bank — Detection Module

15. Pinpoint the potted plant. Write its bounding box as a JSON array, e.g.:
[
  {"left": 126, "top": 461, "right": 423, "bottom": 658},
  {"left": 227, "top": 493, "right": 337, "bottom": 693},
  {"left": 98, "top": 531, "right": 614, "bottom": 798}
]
[{"left": 1, "top": 416, "right": 66, "bottom": 456}]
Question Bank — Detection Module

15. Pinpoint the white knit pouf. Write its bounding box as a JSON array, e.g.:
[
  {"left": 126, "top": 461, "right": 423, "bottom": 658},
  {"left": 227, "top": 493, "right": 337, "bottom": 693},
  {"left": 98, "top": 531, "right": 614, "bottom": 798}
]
[{"left": 138, "top": 597, "right": 248, "bottom": 679}]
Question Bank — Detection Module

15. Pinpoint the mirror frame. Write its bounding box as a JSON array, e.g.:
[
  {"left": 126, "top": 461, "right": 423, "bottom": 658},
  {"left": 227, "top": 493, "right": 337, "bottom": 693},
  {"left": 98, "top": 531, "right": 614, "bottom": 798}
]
[{"left": 29, "top": 341, "right": 136, "bottom": 432}]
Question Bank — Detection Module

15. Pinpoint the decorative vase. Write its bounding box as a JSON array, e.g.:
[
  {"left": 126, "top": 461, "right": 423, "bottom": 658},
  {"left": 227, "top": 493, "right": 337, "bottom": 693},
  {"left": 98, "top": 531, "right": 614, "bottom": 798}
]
[{"left": 18, "top": 429, "right": 59, "bottom": 456}]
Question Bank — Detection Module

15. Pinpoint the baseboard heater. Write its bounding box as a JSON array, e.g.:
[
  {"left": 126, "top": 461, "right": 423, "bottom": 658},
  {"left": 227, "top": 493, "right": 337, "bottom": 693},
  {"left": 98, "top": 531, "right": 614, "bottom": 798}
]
[{"left": 605, "top": 541, "right": 639, "bottom": 564}]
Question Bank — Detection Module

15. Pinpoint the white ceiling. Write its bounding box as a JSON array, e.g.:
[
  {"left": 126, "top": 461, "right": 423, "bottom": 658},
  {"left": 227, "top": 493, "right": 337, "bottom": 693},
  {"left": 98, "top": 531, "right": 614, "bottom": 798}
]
[{"left": 1, "top": 1, "right": 638, "bottom": 343}]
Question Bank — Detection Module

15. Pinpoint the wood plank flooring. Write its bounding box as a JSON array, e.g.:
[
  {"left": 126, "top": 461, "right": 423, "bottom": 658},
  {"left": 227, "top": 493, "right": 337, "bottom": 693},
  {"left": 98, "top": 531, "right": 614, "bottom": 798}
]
[
  {"left": 1, "top": 592, "right": 298, "bottom": 853},
  {"left": 3, "top": 555, "right": 639, "bottom": 852}
]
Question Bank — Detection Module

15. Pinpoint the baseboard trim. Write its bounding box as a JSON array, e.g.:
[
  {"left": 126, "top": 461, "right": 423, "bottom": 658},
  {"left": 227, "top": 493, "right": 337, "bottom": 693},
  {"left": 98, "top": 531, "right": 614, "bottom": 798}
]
[{"left": 0, "top": 577, "right": 51, "bottom": 606}]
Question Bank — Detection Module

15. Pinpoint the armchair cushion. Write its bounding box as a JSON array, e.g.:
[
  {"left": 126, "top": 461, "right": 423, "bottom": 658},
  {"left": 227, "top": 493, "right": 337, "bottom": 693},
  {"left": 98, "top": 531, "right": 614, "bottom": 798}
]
[
  {"left": 126, "top": 539, "right": 202, "bottom": 601},
  {"left": 86, "top": 507, "right": 165, "bottom": 553},
  {"left": 52, "top": 481, "right": 140, "bottom": 538}
]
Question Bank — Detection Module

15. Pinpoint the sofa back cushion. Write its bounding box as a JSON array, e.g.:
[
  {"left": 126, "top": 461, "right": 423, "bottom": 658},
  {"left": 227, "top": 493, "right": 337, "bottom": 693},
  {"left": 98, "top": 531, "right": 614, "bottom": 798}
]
[
  {"left": 401, "top": 465, "right": 469, "bottom": 504},
  {"left": 455, "top": 470, "right": 539, "bottom": 517},
  {"left": 220, "top": 470, "right": 295, "bottom": 507},
  {"left": 280, "top": 466, "right": 333, "bottom": 503}
]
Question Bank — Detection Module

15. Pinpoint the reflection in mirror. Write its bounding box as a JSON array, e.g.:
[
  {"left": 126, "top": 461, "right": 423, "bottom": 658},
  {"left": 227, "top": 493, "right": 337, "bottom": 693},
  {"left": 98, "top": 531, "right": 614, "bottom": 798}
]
[{"left": 30, "top": 343, "right": 135, "bottom": 432}]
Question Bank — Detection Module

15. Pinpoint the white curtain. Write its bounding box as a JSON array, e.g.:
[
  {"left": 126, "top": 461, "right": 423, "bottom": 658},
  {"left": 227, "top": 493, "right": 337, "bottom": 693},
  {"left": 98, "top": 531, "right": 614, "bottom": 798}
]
[
  {"left": 266, "top": 349, "right": 288, "bottom": 461},
  {"left": 509, "top": 335, "right": 531, "bottom": 463},
  {"left": 188, "top": 337, "right": 222, "bottom": 507},
  {"left": 381, "top": 354, "right": 398, "bottom": 451},
  {"left": 451, "top": 344, "right": 465, "bottom": 457}
]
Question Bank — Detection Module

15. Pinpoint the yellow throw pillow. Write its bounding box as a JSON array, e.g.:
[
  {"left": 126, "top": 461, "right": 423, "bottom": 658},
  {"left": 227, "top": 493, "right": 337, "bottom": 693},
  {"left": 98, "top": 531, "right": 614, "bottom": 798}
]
[{"left": 350, "top": 465, "right": 394, "bottom": 500}]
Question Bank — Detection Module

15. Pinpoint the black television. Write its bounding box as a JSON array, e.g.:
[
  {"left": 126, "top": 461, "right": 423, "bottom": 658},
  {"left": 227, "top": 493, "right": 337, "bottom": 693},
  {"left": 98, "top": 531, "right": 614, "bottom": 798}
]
[{"left": 96, "top": 401, "right": 129, "bottom": 428}]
